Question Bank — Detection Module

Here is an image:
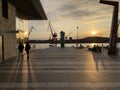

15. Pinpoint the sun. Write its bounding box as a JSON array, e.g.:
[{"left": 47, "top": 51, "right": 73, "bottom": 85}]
[
  {"left": 24, "top": 32, "right": 28, "bottom": 35},
  {"left": 91, "top": 31, "right": 97, "bottom": 35}
]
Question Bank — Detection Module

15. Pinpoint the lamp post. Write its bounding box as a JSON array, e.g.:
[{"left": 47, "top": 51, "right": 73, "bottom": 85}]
[{"left": 76, "top": 26, "right": 79, "bottom": 48}]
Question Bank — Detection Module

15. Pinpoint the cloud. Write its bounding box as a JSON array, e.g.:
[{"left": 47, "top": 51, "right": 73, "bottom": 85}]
[
  {"left": 41, "top": 0, "right": 120, "bottom": 20},
  {"left": 43, "top": 0, "right": 115, "bottom": 22},
  {"left": 58, "top": 4, "right": 78, "bottom": 12},
  {"left": 29, "top": 0, "right": 120, "bottom": 39}
]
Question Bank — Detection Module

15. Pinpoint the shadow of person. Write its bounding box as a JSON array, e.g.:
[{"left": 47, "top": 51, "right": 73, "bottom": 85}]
[
  {"left": 10, "top": 53, "right": 38, "bottom": 89},
  {"left": 26, "top": 58, "right": 38, "bottom": 90},
  {"left": 94, "top": 59, "right": 99, "bottom": 71},
  {"left": 94, "top": 58, "right": 106, "bottom": 71},
  {"left": 92, "top": 52, "right": 106, "bottom": 71},
  {"left": 10, "top": 57, "right": 23, "bottom": 89},
  {"left": 18, "top": 52, "right": 24, "bottom": 62},
  {"left": 21, "top": 54, "right": 24, "bottom": 62},
  {"left": 10, "top": 54, "right": 30, "bottom": 90}
]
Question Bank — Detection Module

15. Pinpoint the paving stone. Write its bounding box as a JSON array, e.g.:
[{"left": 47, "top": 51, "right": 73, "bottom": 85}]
[{"left": 0, "top": 48, "right": 120, "bottom": 90}]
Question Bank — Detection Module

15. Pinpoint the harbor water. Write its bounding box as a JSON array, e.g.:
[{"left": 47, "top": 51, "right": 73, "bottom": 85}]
[{"left": 30, "top": 43, "right": 120, "bottom": 50}]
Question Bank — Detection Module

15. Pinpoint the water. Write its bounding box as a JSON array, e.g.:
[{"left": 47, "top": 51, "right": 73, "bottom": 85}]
[{"left": 30, "top": 43, "right": 120, "bottom": 50}]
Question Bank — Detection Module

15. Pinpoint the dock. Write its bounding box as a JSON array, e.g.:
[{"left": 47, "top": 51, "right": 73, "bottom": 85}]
[{"left": 0, "top": 47, "right": 120, "bottom": 90}]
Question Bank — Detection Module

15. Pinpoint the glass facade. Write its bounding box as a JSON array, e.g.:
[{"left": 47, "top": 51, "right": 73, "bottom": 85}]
[{"left": 16, "top": 17, "right": 28, "bottom": 42}]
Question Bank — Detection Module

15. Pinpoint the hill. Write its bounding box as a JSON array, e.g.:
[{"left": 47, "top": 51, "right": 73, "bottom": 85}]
[{"left": 29, "top": 36, "right": 120, "bottom": 43}]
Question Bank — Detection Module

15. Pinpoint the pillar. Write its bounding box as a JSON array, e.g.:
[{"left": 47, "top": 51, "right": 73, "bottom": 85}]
[{"left": 100, "top": 0, "right": 119, "bottom": 55}]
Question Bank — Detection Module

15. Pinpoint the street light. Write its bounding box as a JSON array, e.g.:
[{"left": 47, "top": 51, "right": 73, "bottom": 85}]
[{"left": 76, "top": 26, "right": 79, "bottom": 48}]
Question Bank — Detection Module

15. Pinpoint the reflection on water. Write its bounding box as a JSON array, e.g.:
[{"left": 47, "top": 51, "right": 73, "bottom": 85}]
[
  {"left": 31, "top": 43, "right": 79, "bottom": 49},
  {"left": 30, "top": 43, "right": 113, "bottom": 50},
  {"left": 91, "top": 43, "right": 95, "bottom": 47}
]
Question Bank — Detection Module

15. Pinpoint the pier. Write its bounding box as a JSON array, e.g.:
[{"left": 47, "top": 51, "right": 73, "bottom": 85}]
[{"left": 0, "top": 47, "right": 120, "bottom": 89}]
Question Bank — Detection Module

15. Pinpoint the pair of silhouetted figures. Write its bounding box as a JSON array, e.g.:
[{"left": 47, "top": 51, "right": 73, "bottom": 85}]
[{"left": 18, "top": 42, "right": 31, "bottom": 60}]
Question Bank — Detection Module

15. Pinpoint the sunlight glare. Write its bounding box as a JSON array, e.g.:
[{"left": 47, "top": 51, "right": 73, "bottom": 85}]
[
  {"left": 91, "top": 31, "right": 97, "bottom": 35},
  {"left": 91, "top": 43, "right": 95, "bottom": 47},
  {"left": 24, "top": 32, "right": 28, "bottom": 36}
]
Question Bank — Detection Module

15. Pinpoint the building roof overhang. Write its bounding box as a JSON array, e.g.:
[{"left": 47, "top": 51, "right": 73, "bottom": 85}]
[{"left": 9, "top": 0, "right": 47, "bottom": 20}]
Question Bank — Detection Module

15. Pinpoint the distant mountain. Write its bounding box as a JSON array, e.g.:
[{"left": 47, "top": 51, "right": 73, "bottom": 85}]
[
  {"left": 79, "top": 36, "right": 109, "bottom": 43},
  {"left": 29, "top": 40, "right": 49, "bottom": 43},
  {"left": 29, "top": 36, "right": 120, "bottom": 43}
]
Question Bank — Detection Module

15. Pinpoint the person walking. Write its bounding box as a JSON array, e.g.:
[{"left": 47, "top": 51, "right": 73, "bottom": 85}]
[
  {"left": 25, "top": 42, "right": 31, "bottom": 59},
  {"left": 18, "top": 42, "right": 24, "bottom": 60}
]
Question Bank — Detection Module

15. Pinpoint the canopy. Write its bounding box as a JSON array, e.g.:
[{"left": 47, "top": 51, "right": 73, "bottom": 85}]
[{"left": 9, "top": 0, "right": 47, "bottom": 20}]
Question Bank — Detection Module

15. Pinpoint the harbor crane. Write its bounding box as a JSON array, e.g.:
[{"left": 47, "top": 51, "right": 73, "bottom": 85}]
[
  {"left": 28, "top": 26, "right": 36, "bottom": 37},
  {"left": 47, "top": 21, "right": 57, "bottom": 45},
  {"left": 65, "top": 30, "right": 73, "bottom": 40}
]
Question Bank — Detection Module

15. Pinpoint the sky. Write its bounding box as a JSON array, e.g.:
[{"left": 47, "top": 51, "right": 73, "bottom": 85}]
[{"left": 28, "top": 0, "right": 120, "bottom": 40}]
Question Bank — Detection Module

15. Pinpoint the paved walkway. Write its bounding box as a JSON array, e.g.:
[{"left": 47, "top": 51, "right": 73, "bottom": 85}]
[{"left": 1, "top": 47, "right": 120, "bottom": 90}]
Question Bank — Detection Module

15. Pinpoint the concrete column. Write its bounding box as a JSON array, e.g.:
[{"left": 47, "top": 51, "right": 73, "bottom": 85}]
[{"left": 99, "top": 0, "right": 119, "bottom": 55}]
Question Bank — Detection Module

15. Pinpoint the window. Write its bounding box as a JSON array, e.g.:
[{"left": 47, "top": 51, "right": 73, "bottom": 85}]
[{"left": 2, "top": 0, "right": 8, "bottom": 19}]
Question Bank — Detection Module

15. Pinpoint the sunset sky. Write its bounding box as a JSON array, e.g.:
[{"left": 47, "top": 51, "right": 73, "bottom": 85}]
[{"left": 28, "top": 0, "right": 120, "bottom": 40}]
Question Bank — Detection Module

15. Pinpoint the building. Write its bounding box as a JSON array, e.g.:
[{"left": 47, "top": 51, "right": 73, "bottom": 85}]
[{"left": 0, "top": 0, "right": 47, "bottom": 62}]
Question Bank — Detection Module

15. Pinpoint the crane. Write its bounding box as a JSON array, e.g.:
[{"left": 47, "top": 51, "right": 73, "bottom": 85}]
[
  {"left": 65, "top": 30, "right": 73, "bottom": 40},
  {"left": 28, "top": 26, "right": 36, "bottom": 37},
  {"left": 47, "top": 21, "right": 57, "bottom": 45}
]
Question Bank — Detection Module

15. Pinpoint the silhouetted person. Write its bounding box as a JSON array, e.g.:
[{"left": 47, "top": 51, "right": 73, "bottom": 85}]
[
  {"left": 25, "top": 42, "right": 31, "bottom": 59},
  {"left": 18, "top": 42, "right": 24, "bottom": 60}
]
